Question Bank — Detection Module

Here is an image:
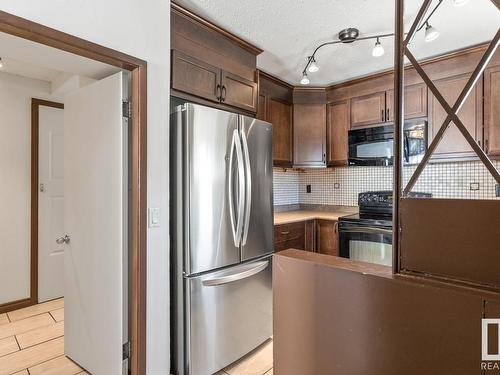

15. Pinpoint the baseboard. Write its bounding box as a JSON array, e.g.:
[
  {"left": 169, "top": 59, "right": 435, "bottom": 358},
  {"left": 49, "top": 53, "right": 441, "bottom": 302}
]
[{"left": 0, "top": 298, "right": 34, "bottom": 314}]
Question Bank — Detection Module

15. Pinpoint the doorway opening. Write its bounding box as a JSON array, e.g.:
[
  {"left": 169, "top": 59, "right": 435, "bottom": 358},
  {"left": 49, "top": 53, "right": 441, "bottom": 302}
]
[{"left": 0, "top": 11, "right": 146, "bottom": 375}]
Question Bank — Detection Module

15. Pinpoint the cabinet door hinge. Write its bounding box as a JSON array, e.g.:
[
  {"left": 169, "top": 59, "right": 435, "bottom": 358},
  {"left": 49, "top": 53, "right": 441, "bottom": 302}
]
[
  {"left": 123, "top": 341, "right": 131, "bottom": 360},
  {"left": 122, "top": 100, "right": 132, "bottom": 118}
]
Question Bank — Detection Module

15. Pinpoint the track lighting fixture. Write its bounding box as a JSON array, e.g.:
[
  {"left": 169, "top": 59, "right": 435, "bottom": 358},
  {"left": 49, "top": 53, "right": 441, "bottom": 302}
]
[
  {"left": 307, "top": 57, "right": 319, "bottom": 73},
  {"left": 372, "top": 38, "right": 385, "bottom": 57},
  {"left": 424, "top": 22, "right": 439, "bottom": 42},
  {"left": 300, "top": 73, "right": 310, "bottom": 85},
  {"left": 299, "top": 0, "right": 452, "bottom": 82}
]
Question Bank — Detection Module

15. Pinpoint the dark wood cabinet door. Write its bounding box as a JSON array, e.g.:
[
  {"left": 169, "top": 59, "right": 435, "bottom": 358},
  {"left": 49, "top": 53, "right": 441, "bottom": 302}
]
[
  {"left": 315, "top": 220, "right": 338, "bottom": 256},
  {"left": 350, "top": 91, "right": 386, "bottom": 127},
  {"left": 274, "top": 222, "right": 306, "bottom": 252},
  {"left": 221, "top": 70, "right": 258, "bottom": 113},
  {"left": 484, "top": 65, "right": 500, "bottom": 157},
  {"left": 269, "top": 99, "right": 293, "bottom": 167},
  {"left": 305, "top": 220, "right": 315, "bottom": 252},
  {"left": 257, "top": 94, "right": 267, "bottom": 121},
  {"left": 327, "top": 101, "right": 349, "bottom": 166},
  {"left": 386, "top": 83, "right": 428, "bottom": 121},
  {"left": 171, "top": 50, "right": 221, "bottom": 103},
  {"left": 430, "top": 73, "right": 482, "bottom": 160},
  {"left": 293, "top": 104, "right": 327, "bottom": 167}
]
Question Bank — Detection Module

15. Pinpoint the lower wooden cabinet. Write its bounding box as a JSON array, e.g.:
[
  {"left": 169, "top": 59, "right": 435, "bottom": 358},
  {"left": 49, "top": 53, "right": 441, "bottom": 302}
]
[
  {"left": 274, "top": 219, "right": 338, "bottom": 255},
  {"left": 274, "top": 221, "right": 308, "bottom": 252},
  {"left": 316, "top": 220, "right": 339, "bottom": 256}
]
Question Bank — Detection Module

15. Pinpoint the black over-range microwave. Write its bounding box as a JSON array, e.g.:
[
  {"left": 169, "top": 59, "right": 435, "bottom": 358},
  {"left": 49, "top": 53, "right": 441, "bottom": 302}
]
[{"left": 348, "top": 120, "right": 428, "bottom": 166}]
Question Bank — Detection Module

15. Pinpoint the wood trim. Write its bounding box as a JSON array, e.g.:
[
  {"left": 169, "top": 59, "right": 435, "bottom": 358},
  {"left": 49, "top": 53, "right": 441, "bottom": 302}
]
[
  {"left": 171, "top": 2, "right": 263, "bottom": 55},
  {"left": 0, "top": 11, "right": 148, "bottom": 375},
  {"left": 328, "top": 42, "right": 491, "bottom": 91},
  {"left": 258, "top": 70, "right": 294, "bottom": 90},
  {"left": 0, "top": 298, "right": 32, "bottom": 314},
  {"left": 30, "top": 99, "right": 65, "bottom": 312}
]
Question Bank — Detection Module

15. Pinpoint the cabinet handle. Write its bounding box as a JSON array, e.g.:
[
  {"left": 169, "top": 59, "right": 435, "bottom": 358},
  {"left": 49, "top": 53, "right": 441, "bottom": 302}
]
[
  {"left": 386, "top": 108, "right": 390, "bottom": 121},
  {"left": 381, "top": 109, "right": 385, "bottom": 122},
  {"left": 221, "top": 85, "right": 227, "bottom": 102},
  {"left": 280, "top": 231, "right": 290, "bottom": 235},
  {"left": 216, "top": 84, "right": 221, "bottom": 101},
  {"left": 485, "top": 139, "right": 489, "bottom": 154}
]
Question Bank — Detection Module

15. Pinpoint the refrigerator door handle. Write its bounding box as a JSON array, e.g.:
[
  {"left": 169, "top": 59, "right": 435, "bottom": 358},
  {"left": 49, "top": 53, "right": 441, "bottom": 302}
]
[
  {"left": 202, "top": 260, "right": 269, "bottom": 286},
  {"left": 240, "top": 126, "right": 252, "bottom": 246},
  {"left": 228, "top": 129, "right": 245, "bottom": 247}
]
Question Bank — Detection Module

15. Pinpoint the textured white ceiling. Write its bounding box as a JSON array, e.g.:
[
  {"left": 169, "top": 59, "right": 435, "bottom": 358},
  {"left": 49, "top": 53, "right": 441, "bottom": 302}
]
[{"left": 175, "top": 0, "right": 500, "bottom": 85}]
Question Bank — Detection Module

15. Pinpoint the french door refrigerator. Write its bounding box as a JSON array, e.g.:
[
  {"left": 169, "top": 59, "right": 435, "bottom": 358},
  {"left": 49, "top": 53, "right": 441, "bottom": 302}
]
[{"left": 170, "top": 103, "right": 274, "bottom": 375}]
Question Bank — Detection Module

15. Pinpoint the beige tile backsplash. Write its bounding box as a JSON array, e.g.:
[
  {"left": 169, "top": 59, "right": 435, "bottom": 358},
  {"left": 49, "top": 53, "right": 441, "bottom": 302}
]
[{"left": 273, "top": 160, "right": 500, "bottom": 207}]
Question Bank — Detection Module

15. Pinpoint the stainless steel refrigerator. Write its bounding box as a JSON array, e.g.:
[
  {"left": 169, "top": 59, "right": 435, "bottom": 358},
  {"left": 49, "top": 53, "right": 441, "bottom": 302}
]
[{"left": 170, "top": 102, "right": 274, "bottom": 375}]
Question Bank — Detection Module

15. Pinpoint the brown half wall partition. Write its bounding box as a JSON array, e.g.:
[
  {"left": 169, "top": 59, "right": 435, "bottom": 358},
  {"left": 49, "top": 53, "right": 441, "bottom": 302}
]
[
  {"left": 400, "top": 198, "right": 500, "bottom": 288},
  {"left": 273, "top": 250, "right": 500, "bottom": 375}
]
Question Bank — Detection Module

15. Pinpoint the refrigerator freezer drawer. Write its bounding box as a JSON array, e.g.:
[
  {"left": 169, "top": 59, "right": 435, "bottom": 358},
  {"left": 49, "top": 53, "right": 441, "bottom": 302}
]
[{"left": 185, "top": 257, "right": 273, "bottom": 375}]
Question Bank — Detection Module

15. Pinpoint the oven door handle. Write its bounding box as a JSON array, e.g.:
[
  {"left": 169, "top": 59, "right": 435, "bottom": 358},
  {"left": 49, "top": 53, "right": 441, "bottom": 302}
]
[{"left": 340, "top": 225, "right": 392, "bottom": 235}]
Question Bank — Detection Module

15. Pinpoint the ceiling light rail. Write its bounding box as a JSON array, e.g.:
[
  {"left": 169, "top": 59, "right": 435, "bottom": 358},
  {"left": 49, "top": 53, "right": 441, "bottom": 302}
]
[{"left": 300, "top": 0, "right": 470, "bottom": 84}]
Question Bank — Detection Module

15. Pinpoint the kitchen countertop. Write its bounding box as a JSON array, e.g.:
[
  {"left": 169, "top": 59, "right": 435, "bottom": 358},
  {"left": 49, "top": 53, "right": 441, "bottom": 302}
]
[{"left": 274, "top": 209, "right": 357, "bottom": 225}]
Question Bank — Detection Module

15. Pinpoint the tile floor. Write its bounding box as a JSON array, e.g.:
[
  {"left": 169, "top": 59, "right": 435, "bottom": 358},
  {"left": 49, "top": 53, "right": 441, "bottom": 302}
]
[
  {"left": 216, "top": 338, "right": 274, "bottom": 375},
  {"left": 0, "top": 299, "right": 273, "bottom": 375},
  {"left": 0, "top": 298, "right": 89, "bottom": 375}
]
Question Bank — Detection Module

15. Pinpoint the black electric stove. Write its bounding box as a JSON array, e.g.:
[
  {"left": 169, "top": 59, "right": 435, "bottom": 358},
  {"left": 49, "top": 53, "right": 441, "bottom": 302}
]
[{"left": 338, "top": 191, "right": 431, "bottom": 266}]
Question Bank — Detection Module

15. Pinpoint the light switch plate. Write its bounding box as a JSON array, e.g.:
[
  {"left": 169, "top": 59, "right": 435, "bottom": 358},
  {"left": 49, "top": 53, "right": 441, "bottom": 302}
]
[{"left": 148, "top": 208, "right": 160, "bottom": 228}]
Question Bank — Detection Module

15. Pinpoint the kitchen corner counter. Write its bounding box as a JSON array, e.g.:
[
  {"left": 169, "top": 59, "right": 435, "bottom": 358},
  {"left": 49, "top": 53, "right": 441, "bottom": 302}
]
[{"left": 274, "top": 208, "right": 357, "bottom": 225}]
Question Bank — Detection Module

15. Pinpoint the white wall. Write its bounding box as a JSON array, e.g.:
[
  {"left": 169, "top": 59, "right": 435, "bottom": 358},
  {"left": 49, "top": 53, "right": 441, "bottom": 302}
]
[
  {"left": 0, "top": 71, "right": 59, "bottom": 304},
  {"left": 0, "top": 2, "right": 171, "bottom": 373}
]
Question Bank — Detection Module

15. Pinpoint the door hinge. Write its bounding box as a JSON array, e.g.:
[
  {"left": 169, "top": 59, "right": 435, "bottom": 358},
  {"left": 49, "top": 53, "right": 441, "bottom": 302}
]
[
  {"left": 123, "top": 341, "right": 131, "bottom": 360},
  {"left": 122, "top": 100, "right": 132, "bottom": 118}
]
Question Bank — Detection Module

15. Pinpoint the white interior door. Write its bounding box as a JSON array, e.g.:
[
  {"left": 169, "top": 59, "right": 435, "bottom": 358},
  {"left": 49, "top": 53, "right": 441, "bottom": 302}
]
[
  {"left": 38, "top": 104, "right": 65, "bottom": 303},
  {"left": 63, "top": 72, "right": 126, "bottom": 375}
]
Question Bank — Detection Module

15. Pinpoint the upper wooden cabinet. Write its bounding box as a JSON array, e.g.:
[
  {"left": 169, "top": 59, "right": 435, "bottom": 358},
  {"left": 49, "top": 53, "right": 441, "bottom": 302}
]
[
  {"left": 269, "top": 99, "right": 293, "bottom": 165},
  {"left": 259, "top": 71, "right": 294, "bottom": 167},
  {"left": 294, "top": 104, "right": 327, "bottom": 167},
  {"left": 429, "top": 73, "right": 482, "bottom": 160},
  {"left": 327, "top": 101, "right": 349, "bottom": 166},
  {"left": 350, "top": 84, "right": 428, "bottom": 128},
  {"left": 171, "top": 51, "right": 221, "bottom": 103},
  {"left": 350, "top": 91, "right": 386, "bottom": 127},
  {"left": 171, "top": 3, "right": 261, "bottom": 114},
  {"left": 386, "top": 83, "right": 428, "bottom": 122},
  {"left": 220, "top": 71, "right": 258, "bottom": 112},
  {"left": 484, "top": 65, "right": 500, "bottom": 157}
]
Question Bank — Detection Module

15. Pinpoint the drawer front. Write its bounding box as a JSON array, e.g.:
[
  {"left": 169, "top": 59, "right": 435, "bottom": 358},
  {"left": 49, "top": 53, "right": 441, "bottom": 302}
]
[
  {"left": 274, "top": 222, "right": 305, "bottom": 243},
  {"left": 275, "top": 237, "right": 306, "bottom": 252}
]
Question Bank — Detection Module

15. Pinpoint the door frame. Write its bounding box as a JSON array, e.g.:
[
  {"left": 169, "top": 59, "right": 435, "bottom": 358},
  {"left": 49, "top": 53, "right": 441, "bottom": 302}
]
[
  {"left": 31, "top": 98, "right": 65, "bottom": 307},
  {"left": 0, "top": 11, "right": 148, "bottom": 375}
]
